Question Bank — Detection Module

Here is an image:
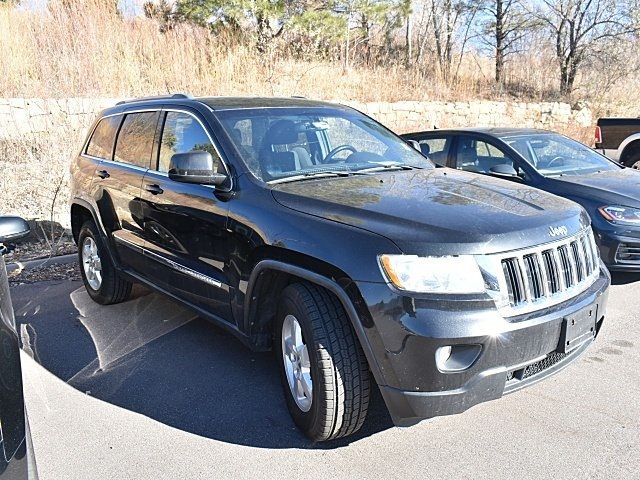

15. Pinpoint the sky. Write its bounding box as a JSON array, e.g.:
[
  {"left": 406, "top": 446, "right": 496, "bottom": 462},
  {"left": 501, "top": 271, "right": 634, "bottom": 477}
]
[{"left": 20, "top": 0, "right": 144, "bottom": 16}]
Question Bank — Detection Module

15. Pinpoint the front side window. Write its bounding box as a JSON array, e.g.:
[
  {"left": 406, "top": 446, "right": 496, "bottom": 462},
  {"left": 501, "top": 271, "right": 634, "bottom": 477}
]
[
  {"left": 86, "top": 115, "right": 121, "bottom": 160},
  {"left": 455, "top": 136, "right": 515, "bottom": 173},
  {"left": 114, "top": 111, "right": 160, "bottom": 168},
  {"left": 215, "top": 107, "right": 433, "bottom": 182},
  {"left": 502, "top": 133, "right": 619, "bottom": 177},
  {"left": 158, "top": 112, "right": 223, "bottom": 173}
]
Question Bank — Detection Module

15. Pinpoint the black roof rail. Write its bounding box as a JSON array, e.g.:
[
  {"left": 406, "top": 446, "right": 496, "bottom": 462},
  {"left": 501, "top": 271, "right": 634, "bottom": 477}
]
[{"left": 115, "top": 93, "right": 193, "bottom": 106}]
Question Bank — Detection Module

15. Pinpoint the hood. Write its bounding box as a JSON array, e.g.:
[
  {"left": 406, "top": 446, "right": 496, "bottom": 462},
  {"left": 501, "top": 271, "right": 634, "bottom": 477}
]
[
  {"left": 271, "top": 168, "right": 588, "bottom": 256},
  {"left": 550, "top": 168, "right": 640, "bottom": 208}
]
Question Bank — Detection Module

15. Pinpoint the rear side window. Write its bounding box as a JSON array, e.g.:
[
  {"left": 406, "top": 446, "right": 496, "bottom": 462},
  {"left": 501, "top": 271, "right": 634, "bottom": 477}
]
[
  {"left": 86, "top": 116, "right": 121, "bottom": 160},
  {"left": 158, "top": 111, "right": 222, "bottom": 173},
  {"left": 114, "top": 111, "right": 160, "bottom": 168},
  {"left": 416, "top": 136, "right": 451, "bottom": 165}
]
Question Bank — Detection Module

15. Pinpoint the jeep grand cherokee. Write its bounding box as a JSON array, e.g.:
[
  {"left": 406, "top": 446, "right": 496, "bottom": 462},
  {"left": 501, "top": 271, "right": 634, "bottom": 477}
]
[{"left": 70, "top": 95, "right": 610, "bottom": 441}]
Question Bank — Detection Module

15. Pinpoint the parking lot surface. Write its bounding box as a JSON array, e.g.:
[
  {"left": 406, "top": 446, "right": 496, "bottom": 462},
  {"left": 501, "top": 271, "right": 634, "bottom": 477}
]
[{"left": 12, "top": 275, "right": 640, "bottom": 480}]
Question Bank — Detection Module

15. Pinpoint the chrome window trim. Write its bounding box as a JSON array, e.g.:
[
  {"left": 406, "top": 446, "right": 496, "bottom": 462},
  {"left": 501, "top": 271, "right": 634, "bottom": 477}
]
[{"left": 80, "top": 106, "right": 233, "bottom": 191}]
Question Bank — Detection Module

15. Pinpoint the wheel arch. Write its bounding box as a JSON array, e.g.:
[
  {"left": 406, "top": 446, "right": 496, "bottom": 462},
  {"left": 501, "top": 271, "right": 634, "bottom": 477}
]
[
  {"left": 243, "top": 259, "right": 385, "bottom": 386},
  {"left": 70, "top": 198, "right": 119, "bottom": 268},
  {"left": 619, "top": 136, "right": 640, "bottom": 166}
]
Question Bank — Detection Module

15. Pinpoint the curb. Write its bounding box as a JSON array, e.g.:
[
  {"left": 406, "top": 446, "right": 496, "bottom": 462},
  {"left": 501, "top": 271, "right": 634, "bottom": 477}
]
[{"left": 6, "top": 253, "right": 77, "bottom": 274}]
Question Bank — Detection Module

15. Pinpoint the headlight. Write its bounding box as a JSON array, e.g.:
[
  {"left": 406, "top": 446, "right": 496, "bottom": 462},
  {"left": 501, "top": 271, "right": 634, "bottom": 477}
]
[
  {"left": 378, "top": 255, "right": 486, "bottom": 294},
  {"left": 598, "top": 205, "right": 640, "bottom": 225}
]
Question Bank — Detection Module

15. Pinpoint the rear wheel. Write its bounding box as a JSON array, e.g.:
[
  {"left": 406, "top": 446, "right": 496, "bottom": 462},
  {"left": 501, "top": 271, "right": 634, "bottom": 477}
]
[
  {"left": 276, "top": 282, "right": 370, "bottom": 441},
  {"left": 78, "top": 220, "right": 132, "bottom": 305},
  {"left": 621, "top": 143, "right": 640, "bottom": 169}
]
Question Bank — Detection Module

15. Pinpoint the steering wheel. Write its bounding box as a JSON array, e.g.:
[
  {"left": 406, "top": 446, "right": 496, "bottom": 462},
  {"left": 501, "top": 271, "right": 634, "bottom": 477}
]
[
  {"left": 323, "top": 145, "right": 357, "bottom": 163},
  {"left": 546, "top": 156, "right": 565, "bottom": 168}
]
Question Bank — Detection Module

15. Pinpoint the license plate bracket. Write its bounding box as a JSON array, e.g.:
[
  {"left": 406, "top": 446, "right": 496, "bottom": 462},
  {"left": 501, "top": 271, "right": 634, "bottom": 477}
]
[{"left": 559, "top": 304, "right": 597, "bottom": 354}]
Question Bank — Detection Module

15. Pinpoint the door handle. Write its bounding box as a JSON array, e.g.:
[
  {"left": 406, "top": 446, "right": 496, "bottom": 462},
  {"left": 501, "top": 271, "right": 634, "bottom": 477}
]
[
  {"left": 145, "top": 184, "right": 164, "bottom": 195},
  {"left": 96, "top": 169, "right": 110, "bottom": 179}
]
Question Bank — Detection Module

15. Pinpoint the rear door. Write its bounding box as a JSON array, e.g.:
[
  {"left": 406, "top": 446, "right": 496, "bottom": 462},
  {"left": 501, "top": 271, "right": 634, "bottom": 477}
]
[
  {"left": 139, "top": 108, "right": 234, "bottom": 324},
  {"left": 94, "top": 110, "right": 160, "bottom": 273}
]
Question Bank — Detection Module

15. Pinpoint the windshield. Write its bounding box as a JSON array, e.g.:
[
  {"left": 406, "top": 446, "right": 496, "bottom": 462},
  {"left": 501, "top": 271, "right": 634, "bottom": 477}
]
[
  {"left": 502, "top": 133, "right": 619, "bottom": 177},
  {"left": 215, "top": 107, "right": 433, "bottom": 182}
]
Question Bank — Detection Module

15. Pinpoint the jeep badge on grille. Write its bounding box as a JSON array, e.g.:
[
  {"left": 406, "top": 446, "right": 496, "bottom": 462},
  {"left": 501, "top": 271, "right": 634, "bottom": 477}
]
[{"left": 549, "top": 225, "right": 568, "bottom": 237}]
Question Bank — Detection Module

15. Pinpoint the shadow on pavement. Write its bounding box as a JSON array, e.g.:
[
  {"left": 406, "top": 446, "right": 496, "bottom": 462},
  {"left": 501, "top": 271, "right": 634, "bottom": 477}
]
[{"left": 12, "top": 280, "right": 394, "bottom": 449}]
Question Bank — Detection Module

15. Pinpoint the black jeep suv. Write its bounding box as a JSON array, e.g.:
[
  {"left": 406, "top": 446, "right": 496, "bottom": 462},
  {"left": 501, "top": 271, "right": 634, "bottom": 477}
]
[{"left": 70, "top": 95, "right": 610, "bottom": 441}]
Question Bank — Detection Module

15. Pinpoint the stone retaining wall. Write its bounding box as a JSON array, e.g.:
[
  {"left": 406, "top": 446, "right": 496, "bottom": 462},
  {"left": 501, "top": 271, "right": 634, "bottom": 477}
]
[{"left": 0, "top": 97, "right": 594, "bottom": 138}]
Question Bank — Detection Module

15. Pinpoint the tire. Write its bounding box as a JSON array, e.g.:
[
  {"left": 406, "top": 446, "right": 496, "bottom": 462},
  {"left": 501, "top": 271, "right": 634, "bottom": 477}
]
[
  {"left": 276, "top": 282, "right": 370, "bottom": 441},
  {"left": 622, "top": 143, "right": 640, "bottom": 169},
  {"left": 78, "top": 220, "right": 132, "bottom": 305}
]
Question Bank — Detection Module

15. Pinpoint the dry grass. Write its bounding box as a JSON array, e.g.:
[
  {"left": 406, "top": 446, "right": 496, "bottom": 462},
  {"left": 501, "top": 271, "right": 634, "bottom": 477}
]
[{"left": 3, "top": 0, "right": 633, "bottom": 104}]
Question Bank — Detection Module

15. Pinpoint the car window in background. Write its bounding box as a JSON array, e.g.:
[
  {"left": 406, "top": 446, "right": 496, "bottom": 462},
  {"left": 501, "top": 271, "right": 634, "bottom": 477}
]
[
  {"left": 415, "top": 137, "right": 451, "bottom": 165},
  {"left": 85, "top": 115, "right": 121, "bottom": 160},
  {"left": 215, "top": 107, "right": 434, "bottom": 182},
  {"left": 455, "top": 136, "right": 516, "bottom": 173},
  {"left": 113, "top": 111, "right": 160, "bottom": 168},
  {"left": 502, "top": 134, "right": 619, "bottom": 177},
  {"left": 158, "top": 112, "right": 222, "bottom": 173}
]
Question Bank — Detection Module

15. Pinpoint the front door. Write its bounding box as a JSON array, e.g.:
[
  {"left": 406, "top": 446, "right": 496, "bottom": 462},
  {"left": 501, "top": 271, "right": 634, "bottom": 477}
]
[
  {"left": 139, "top": 109, "right": 234, "bottom": 324},
  {"left": 93, "top": 110, "right": 160, "bottom": 273}
]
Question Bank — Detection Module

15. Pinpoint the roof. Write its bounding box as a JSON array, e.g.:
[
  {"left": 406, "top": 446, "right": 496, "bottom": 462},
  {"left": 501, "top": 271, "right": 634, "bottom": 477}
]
[
  {"left": 100, "top": 95, "right": 350, "bottom": 117},
  {"left": 403, "top": 127, "right": 553, "bottom": 137},
  {"left": 198, "top": 96, "right": 345, "bottom": 111}
]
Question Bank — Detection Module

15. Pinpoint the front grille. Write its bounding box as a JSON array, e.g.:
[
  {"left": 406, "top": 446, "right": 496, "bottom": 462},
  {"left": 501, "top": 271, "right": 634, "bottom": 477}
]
[
  {"left": 616, "top": 243, "right": 640, "bottom": 264},
  {"left": 499, "top": 229, "right": 599, "bottom": 312},
  {"left": 506, "top": 351, "right": 568, "bottom": 383}
]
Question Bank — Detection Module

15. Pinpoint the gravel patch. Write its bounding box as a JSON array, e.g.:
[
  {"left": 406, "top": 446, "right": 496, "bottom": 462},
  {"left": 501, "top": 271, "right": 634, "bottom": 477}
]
[{"left": 8, "top": 260, "right": 80, "bottom": 286}]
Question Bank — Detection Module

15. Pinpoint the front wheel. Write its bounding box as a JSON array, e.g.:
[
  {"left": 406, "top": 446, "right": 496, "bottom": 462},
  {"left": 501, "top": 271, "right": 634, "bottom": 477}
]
[{"left": 276, "top": 282, "right": 370, "bottom": 441}]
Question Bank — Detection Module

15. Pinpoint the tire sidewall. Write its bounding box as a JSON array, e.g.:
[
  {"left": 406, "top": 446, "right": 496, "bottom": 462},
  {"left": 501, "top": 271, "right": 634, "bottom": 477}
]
[
  {"left": 77, "top": 221, "right": 113, "bottom": 304},
  {"left": 276, "top": 290, "right": 325, "bottom": 437}
]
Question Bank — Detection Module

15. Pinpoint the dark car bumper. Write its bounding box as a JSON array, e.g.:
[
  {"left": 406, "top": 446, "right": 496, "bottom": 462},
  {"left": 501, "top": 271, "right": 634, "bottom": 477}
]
[
  {"left": 595, "top": 227, "right": 640, "bottom": 271},
  {"left": 356, "top": 268, "right": 610, "bottom": 427}
]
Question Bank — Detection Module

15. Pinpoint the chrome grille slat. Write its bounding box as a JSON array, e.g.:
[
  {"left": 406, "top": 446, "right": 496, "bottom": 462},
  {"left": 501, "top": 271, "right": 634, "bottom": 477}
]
[
  {"left": 536, "top": 251, "right": 551, "bottom": 297},
  {"left": 497, "top": 229, "right": 600, "bottom": 315}
]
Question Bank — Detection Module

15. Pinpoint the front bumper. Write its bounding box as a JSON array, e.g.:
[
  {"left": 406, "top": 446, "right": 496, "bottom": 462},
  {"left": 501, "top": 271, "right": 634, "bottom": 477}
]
[
  {"left": 595, "top": 227, "right": 640, "bottom": 271},
  {"left": 355, "top": 268, "right": 610, "bottom": 427}
]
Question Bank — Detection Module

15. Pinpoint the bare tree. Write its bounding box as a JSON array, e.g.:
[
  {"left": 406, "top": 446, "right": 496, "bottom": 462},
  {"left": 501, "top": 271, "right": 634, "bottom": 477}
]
[
  {"left": 535, "top": 0, "right": 638, "bottom": 96},
  {"left": 427, "top": 0, "right": 480, "bottom": 80},
  {"left": 480, "top": 0, "right": 537, "bottom": 84}
]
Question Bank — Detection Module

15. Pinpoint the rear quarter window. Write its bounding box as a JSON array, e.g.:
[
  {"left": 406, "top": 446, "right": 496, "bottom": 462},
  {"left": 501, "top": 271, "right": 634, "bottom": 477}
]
[{"left": 85, "top": 115, "right": 121, "bottom": 160}]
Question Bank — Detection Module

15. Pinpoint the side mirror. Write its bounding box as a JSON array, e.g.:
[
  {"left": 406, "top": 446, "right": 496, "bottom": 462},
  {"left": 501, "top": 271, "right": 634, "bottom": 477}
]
[
  {"left": 406, "top": 139, "right": 421, "bottom": 152},
  {"left": 0, "top": 216, "right": 30, "bottom": 245},
  {"left": 490, "top": 164, "right": 519, "bottom": 178},
  {"left": 168, "top": 151, "right": 228, "bottom": 186}
]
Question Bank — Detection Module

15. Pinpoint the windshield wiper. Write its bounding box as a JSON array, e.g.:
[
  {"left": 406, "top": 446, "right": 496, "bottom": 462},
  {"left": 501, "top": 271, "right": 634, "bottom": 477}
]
[
  {"left": 357, "top": 164, "right": 423, "bottom": 174},
  {"left": 268, "top": 170, "right": 368, "bottom": 185}
]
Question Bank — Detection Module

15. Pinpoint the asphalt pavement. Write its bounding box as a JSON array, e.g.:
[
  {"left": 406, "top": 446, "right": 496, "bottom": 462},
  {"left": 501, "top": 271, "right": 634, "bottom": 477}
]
[{"left": 11, "top": 274, "right": 640, "bottom": 480}]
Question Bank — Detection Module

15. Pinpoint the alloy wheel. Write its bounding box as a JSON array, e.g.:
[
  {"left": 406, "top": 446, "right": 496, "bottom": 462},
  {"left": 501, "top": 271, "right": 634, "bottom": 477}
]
[
  {"left": 281, "top": 314, "right": 313, "bottom": 412},
  {"left": 81, "top": 236, "right": 103, "bottom": 291}
]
